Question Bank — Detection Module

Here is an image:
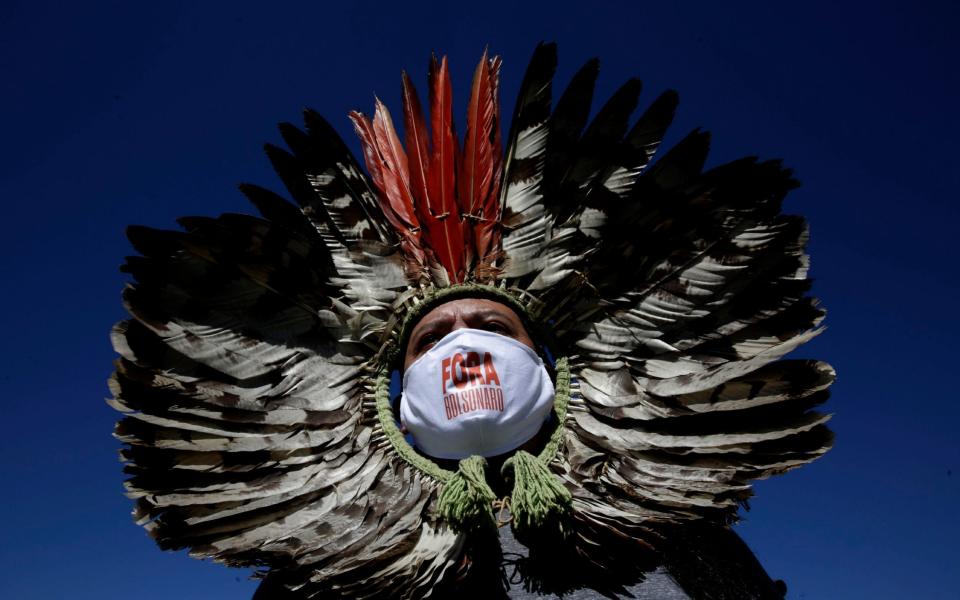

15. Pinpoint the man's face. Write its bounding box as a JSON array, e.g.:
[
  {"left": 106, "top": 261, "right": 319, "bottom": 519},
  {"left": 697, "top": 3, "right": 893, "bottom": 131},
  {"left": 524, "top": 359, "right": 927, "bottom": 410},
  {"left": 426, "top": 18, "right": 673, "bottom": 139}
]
[{"left": 403, "top": 298, "right": 536, "bottom": 371}]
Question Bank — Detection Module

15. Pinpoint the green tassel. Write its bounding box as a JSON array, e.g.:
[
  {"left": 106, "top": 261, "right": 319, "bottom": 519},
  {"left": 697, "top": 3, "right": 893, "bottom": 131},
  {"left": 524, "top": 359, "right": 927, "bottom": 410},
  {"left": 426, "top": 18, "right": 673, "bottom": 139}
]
[
  {"left": 506, "top": 450, "right": 572, "bottom": 537},
  {"left": 436, "top": 455, "right": 496, "bottom": 532}
]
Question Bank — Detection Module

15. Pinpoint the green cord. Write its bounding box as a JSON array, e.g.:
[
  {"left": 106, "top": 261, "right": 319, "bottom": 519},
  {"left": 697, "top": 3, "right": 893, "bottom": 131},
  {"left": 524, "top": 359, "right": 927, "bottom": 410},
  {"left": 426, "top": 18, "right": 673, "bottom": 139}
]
[{"left": 536, "top": 357, "right": 570, "bottom": 464}]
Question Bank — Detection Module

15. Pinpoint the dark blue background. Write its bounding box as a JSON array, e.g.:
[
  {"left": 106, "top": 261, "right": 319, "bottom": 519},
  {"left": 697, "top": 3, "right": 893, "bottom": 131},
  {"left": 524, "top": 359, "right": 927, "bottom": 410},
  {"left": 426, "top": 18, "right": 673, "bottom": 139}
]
[{"left": 2, "top": 1, "right": 957, "bottom": 598}]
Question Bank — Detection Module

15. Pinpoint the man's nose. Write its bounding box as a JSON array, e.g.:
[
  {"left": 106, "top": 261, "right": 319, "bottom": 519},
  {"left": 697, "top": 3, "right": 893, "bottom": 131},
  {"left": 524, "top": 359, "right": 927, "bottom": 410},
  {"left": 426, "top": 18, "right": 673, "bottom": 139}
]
[{"left": 449, "top": 314, "right": 470, "bottom": 332}]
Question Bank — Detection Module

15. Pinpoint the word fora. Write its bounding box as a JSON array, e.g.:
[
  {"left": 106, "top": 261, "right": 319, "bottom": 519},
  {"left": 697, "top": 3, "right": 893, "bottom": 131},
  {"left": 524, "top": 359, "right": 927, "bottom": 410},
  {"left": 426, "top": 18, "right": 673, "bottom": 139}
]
[
  {"left": 440, "top": 352, "right": 504, "bottom": 420},
  {"left": 440, "top": 352, "right": 501, "bottom": 393}
]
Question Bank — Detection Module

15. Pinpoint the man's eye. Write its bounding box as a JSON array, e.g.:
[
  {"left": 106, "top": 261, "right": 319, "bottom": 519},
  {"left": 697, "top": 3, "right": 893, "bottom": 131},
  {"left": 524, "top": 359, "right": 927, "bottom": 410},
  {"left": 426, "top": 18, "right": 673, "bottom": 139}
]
[
  {"left": 482, "top": 321, "right": 509, "bottom": 334},
  {"left": 416, "top": 333, "right": 439, "bottom": 350}
]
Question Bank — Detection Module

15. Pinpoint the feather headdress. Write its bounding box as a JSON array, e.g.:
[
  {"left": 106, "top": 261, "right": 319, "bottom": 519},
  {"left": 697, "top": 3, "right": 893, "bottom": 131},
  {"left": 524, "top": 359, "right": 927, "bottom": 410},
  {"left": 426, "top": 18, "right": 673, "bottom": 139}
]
[{"left": 110, "top": 43, "right": 834, "bottom": 598}]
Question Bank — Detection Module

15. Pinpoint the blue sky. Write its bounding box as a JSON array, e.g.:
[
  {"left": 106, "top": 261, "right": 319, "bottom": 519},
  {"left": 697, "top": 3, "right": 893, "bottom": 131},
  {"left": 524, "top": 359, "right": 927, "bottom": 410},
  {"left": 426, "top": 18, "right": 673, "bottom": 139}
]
[{"left": 1, "top": 1, "right": 957, "bottom": 598}]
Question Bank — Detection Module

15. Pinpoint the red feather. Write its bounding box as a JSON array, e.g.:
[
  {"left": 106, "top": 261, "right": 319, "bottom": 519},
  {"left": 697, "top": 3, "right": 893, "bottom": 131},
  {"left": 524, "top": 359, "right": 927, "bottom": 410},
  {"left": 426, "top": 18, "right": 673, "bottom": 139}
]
[
  {"left": 424, "top": 56, "right": 467, "bottom": 282},
  {"left": 350, "top": 49, "right": 505, "bottom": 283},
  {"left": 403, "top": 66, "right": 465, "bottom": 282},
  {"left": 371, "top": 99, "right": 420, "bottom": 229},
  {"left": 402, "top": 71, "right": 431, "bottom": 216},
  {"left": 460, "top": 49, "right": 496, "bottom": 219},
  {"left": 349, "top": 106, "right": 427, "bottom": 268},
  {"left": 475, "top": 55, "right": 503, "bottom": 265},
  {"left": 348, "top": 110, "right": 386, "bottom": 197}
]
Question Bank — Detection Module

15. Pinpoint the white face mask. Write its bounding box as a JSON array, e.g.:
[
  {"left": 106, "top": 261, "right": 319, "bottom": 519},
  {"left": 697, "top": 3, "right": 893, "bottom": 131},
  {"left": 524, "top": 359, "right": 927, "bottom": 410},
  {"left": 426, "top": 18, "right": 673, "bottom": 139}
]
[{"left": 400, "top": 328, "right": 554, "bottom": 460}]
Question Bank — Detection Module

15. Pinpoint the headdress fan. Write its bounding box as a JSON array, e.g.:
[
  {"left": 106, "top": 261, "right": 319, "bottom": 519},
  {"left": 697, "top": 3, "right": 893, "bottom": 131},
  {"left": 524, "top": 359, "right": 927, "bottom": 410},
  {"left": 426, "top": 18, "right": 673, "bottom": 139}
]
[{"left": 110, "top": 43, "right": 834, "bottom": 598}]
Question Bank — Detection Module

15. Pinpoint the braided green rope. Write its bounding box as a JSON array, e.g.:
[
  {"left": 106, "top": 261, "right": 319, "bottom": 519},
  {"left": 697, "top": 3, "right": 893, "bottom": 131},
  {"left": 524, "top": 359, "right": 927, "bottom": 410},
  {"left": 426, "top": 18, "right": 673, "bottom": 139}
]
[
  {"left": 536, "top": 357, "right": 570, "bottom": 464},
  {"left": 374, "top": 367, "right": 453, "bottom": 483}
]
